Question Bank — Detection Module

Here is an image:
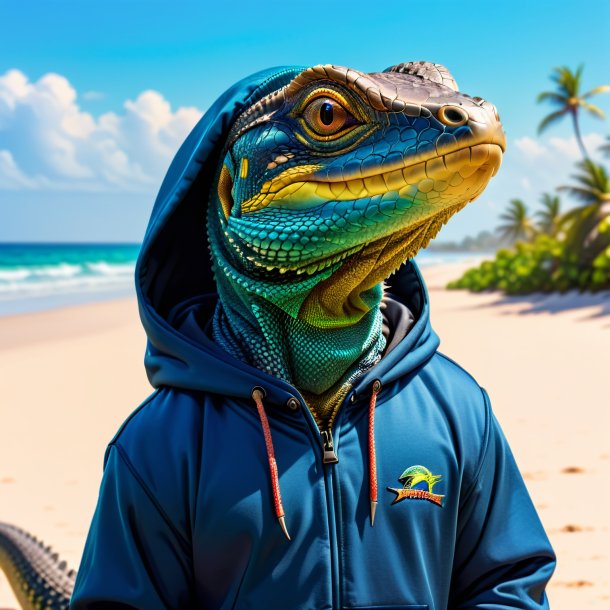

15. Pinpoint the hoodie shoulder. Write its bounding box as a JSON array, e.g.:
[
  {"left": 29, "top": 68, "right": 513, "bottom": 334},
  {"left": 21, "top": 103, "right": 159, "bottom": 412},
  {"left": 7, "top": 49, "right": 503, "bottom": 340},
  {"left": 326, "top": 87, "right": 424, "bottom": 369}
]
[
  {"left": 417, "top": 351, "right": 493, "bottom": 498},
  {"left": 419, "top": 350, "right": 489, "bottom": 403},
  {"left": 105, "top": 387, "right": 205, "bottom": 542},
  {"left": 432, "top": 350, "right": 485, "bottom": 386}
]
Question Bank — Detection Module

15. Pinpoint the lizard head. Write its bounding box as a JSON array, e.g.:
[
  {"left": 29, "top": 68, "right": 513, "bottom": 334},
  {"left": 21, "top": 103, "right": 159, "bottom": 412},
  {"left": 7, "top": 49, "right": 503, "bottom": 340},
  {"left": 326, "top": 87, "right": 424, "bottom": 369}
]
[{"left": 209, "top": 62, "right": 505, "bottom": 327}]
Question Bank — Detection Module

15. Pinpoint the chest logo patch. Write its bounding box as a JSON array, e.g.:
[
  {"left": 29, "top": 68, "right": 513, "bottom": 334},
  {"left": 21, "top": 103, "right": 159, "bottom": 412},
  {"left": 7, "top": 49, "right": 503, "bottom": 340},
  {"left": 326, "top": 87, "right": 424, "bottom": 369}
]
[{"left": 387, "top": 465, "right": 444, "bottom": 507}]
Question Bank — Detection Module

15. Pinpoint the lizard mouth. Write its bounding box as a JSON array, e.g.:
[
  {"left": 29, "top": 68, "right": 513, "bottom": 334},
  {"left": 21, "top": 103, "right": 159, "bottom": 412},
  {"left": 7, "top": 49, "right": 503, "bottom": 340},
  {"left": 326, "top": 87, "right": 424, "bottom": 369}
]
[
  {"left": 306, "top": 142, "right": 503, "bottom": 199},
  {"left": 241, "top": 140, "right": 504, "bottom": 214},
  {"left": 244, "top": 141, "right": 502, "bottom": 277}
]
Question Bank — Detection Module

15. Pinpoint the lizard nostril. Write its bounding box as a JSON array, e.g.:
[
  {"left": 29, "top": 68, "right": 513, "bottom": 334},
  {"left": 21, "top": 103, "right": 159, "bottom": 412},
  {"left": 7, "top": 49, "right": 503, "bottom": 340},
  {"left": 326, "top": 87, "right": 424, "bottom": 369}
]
[{"left": 438, "top": 105, "right": 468, "bottom": 127}]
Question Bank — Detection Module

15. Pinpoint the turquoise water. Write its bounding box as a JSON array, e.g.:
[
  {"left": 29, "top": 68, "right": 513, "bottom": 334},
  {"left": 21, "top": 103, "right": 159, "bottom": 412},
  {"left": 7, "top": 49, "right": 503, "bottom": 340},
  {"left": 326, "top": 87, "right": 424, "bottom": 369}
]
[
  {"left": 0, "top": 243, "right": 140, "bottom": 315},
  {"left": 0, "top": 243, "right": 486, "bottom": 316}
]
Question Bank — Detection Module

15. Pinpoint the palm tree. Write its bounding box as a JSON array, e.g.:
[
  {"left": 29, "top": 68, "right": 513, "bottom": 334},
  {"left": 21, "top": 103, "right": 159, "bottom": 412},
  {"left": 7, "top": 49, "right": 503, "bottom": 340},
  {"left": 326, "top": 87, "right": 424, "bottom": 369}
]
[
  {"left": 536, "top": 193, "right": 562, "bottom": 236},
  {"left": 537, "top": 65, "right": 609, "bottom": 159},
  {"left": 558, "top": 160, "right": 610, "bottom": 263},
  {"left": 600, "top": 135, "right": 610, "bottom": 158},
  {"left": 497, "top": 199, "right": 537, "bottom": 243}
]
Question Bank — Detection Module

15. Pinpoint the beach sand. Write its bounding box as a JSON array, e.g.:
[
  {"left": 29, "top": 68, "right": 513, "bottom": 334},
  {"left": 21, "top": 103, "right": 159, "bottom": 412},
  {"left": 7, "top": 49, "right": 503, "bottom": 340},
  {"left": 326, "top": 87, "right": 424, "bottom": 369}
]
[{"left": 1, "top": 263, "right": 608, "bottom": 609}]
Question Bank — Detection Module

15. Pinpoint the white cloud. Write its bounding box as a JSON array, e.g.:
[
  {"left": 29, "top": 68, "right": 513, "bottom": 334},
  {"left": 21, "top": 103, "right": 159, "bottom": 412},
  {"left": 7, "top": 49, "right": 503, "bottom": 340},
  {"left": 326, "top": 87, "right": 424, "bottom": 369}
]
[
  {"left": 514, "top": 132, "right": 605, "bottom": 163},
  {"left": 0, "top": 69, "right": 202, "bottom": 192},
  {"left": 549, "top": 132, "right": 605, "bottom": 160},
  {"left": 514, "top": 137, "right": 547, "bottom": 158},
  {"left": 0, "top": 150, "right": 39, "bottom": 188}
]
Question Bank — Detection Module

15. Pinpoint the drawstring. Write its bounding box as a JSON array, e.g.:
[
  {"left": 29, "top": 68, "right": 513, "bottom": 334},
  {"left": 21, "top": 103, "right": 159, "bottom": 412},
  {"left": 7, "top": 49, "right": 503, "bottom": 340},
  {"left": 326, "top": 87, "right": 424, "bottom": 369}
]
[
  {"left": 252, "top": 379, "right": 382, "bottom": 539},
  {"left": 368, "top": 379, "right": 382, "bottom": 527},
  {"left": 251, "top": 388, "right": 291, "bottom": 541}
]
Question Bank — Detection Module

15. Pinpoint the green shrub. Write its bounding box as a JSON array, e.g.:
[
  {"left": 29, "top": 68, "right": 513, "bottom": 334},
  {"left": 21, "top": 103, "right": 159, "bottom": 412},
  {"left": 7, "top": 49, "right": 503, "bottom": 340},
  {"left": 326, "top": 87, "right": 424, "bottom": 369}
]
[
  {"left": 447, "top": 235, "right": 610, "bottom": 294},
  {"left": 591, "top": 246, "right": 610, "bottom": 289}
]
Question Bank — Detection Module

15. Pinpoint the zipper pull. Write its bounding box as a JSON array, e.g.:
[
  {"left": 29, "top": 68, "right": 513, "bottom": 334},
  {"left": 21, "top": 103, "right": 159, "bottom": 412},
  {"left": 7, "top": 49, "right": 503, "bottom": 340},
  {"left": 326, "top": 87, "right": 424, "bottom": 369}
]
[{"left": 321, "top": 429, "right": 339, "bottom": 464}]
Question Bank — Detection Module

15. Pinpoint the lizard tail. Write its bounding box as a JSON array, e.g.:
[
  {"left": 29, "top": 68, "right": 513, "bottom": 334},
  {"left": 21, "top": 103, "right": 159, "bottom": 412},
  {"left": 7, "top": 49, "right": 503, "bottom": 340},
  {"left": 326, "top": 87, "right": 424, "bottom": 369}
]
[{"left": 0, "top": 522, "right": 75, "bottom": 610}]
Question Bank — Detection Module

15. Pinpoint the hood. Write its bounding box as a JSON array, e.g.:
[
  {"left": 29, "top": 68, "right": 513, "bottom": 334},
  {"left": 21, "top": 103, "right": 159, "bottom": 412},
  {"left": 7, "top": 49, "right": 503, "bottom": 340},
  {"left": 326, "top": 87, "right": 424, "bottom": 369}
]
[{"left": 136, "top": 65, "right": 440, "bottom": 410}]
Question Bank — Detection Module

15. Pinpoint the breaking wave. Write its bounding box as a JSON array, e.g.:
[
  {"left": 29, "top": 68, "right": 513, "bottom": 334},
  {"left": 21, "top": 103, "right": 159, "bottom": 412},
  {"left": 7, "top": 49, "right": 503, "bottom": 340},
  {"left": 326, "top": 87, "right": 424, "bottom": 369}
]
[{"left": 0, "top": 244, "right": 140, "bottom": 310}]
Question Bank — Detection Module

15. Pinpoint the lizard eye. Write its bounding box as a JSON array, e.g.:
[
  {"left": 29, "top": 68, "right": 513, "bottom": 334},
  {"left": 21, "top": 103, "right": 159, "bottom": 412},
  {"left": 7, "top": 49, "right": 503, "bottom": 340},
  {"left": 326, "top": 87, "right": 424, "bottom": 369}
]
[{"left": 302, "top": 97, "right": 356, "bottom": 137}]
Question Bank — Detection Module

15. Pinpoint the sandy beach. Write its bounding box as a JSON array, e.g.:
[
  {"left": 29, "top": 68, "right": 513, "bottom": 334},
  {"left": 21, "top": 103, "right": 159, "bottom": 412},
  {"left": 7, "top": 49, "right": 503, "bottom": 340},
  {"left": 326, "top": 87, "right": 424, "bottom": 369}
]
[{"left": 0, "top": 262, "right": 608, "bottom": 609}]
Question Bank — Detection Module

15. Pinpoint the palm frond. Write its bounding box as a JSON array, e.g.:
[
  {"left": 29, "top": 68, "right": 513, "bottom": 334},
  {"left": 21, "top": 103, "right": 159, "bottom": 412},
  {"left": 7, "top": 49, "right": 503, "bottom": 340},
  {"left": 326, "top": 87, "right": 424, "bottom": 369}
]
[
  {"left": 537, "top": 109, "right": 567, "bottom": 134},
  {"left": 582, "top": 85, "right": 610, "bottom": 98},
  {"left": 578, "top": 101, "right": 605, "bottom": 119},
  {"left": 536, "top": 194, "right": 562, "bottom": 235},
  {"left": 558, "top": 160, "right": 610, "bottom": 260},
  {"left": 537, "top": 65, "right": 607, "bottom": 156},
  {"left": 536, "top": 91, "right": 567, "bottom": 105},
  {"left": 557, "top": 185, "right": 603, "bottom": 204},
  {"left": 496, "top": 199, "right": 536, "bottom": 242}
]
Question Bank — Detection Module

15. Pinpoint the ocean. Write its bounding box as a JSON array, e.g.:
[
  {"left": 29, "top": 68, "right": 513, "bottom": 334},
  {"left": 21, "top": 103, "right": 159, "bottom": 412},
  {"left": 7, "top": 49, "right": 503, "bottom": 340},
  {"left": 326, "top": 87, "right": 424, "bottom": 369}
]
[
  {"left": 0, "top": 243, "right": 140, "bottom": 316},
  {"left": 0, "top": 243, "right": 487, "bottom": 316}
]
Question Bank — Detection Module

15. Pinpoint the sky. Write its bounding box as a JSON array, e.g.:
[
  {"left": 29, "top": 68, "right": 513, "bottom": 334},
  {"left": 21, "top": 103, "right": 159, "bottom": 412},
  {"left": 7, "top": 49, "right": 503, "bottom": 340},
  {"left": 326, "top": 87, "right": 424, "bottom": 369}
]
[{"left": 1, "top": 0, "right": 609, "bottom": 243}]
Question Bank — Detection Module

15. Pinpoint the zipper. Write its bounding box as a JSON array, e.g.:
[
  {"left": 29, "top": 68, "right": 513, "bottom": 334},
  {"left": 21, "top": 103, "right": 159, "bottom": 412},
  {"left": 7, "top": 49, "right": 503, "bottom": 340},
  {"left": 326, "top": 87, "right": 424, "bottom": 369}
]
[
  {"left": 323, "top": 448, "right": 341, "bottom": 608},
  {"left": 321, "top": 428, "right": 339, "bottom": 464},
  {"left": 300, "top": 397, "right": 350, "bottom": 610}
]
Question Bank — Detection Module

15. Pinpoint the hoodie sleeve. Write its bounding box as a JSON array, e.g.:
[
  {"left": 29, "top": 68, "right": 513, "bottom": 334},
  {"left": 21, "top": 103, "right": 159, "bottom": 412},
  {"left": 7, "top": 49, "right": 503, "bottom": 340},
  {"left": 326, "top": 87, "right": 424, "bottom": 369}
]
[
  {"left": 69, "top": 443, "right": 194, "bottom": 610},
  {"left": 450, "top": 389, "right": 556, "bottom": 609}
]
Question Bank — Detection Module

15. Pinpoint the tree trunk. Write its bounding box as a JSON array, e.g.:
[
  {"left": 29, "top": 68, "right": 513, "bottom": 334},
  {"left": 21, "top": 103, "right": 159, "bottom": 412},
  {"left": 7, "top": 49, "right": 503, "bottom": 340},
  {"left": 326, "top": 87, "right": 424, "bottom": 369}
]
[{"left": 571, "top": 110, "right": 589, "bottom": 159}]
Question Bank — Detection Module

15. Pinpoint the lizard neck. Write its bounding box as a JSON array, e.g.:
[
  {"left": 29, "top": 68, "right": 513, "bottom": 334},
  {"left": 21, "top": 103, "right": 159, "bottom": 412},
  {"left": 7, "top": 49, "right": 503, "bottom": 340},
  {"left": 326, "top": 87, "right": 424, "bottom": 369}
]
[{"left": 211, "top": 268, "right": 386, "bottom": 429}]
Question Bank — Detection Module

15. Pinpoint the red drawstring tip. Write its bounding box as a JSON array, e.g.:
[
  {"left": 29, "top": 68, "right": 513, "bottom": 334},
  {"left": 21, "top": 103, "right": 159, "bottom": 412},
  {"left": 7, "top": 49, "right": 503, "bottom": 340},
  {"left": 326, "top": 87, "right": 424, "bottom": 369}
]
[
  {"left": 278, "top": 515, "right": 291, "bottom": 541},
  {"left": 252, "top": 388, "right": 292, "bottom": 542},
  {"left": 368, "top": 380, "right": 381, "bottom": 528}
]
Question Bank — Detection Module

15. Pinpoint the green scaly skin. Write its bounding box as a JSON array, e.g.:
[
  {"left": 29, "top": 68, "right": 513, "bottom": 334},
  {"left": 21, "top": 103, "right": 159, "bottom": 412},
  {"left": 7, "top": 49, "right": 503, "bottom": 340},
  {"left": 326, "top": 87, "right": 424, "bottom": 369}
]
[
  {"left": 210, "top": 61, "right": 505, "bottom": 428},
  {"left": 0, "top": 62, "right": 505, "bottom": 607}
]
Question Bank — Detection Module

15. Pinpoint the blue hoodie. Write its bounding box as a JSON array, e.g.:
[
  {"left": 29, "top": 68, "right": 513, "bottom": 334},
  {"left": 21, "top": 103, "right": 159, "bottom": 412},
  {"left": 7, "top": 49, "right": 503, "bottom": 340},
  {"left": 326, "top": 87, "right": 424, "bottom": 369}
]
[{"left": 70, "top": 67, "right": 555, "bottom": 610}]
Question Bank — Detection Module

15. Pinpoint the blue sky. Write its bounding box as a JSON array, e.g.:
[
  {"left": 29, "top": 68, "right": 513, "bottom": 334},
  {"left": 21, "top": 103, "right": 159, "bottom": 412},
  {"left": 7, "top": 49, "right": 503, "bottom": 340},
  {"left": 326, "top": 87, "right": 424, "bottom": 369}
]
[{"left": 1, "top": 0, "right": 609, "bottom": 242}]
